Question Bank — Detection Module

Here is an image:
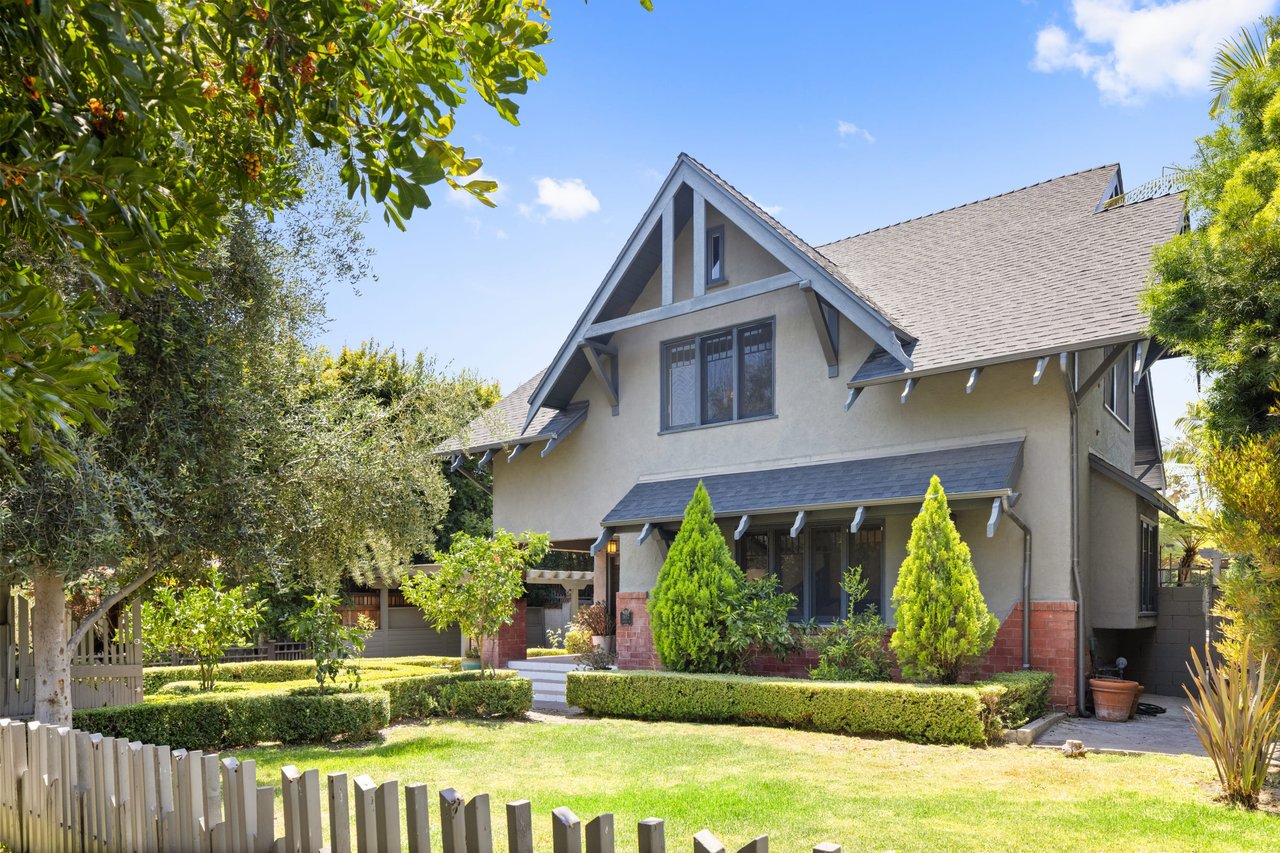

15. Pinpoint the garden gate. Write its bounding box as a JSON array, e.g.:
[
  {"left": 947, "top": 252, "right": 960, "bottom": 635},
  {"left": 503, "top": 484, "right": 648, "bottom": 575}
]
[{"left": 0, "top": 587, "right": 143, "bottom": 718}]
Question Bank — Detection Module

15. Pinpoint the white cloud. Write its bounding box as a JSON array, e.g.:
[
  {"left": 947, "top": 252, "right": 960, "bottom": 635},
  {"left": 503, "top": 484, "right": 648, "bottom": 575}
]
[
  {"left": 747, "top": 195, "right": 783, "bottom": 216},
  {"left": 1032, "top": 0, "right": 1276, "bottom": 103},
  {"left": 836, "top": 120, "right": 875, "bottom": 143},
  {"left": 494, "top": 228, "right": 509, "bottom": 241},
  {"left": 531, "top": 177, "right": 600, "bottom": 221}
]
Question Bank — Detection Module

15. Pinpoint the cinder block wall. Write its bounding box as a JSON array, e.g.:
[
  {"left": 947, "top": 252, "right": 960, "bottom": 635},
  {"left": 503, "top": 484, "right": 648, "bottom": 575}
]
[{"left": 1141, "top": 586, "right": 1211, "bottom": 697}]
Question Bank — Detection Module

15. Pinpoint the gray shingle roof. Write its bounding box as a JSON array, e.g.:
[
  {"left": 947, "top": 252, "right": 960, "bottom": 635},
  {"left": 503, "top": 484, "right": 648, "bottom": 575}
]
[
  {"left": 602, "top": 440, "right": 1024, "bottom": 525},
  {"left": 436, "top": 370, "right": 588, "bottom": 454},
  {"left": 822, "top": 165, "right": 1186, "bottom": 384},
  {"left": 682, "top": 153, "right": 911, "bottom": 335}
]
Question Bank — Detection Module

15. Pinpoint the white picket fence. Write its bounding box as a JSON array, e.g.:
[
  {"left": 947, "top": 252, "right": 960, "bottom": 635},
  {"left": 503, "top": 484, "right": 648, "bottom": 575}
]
[{"left": 0, "top": 719, "right": 843, "bottom": 853}]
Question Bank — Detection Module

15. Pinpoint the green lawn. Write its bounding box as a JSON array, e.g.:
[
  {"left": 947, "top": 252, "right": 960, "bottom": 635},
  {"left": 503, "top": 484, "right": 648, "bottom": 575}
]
[{"left": 234, "top": 716, "right": 1280, "bottom": 852}]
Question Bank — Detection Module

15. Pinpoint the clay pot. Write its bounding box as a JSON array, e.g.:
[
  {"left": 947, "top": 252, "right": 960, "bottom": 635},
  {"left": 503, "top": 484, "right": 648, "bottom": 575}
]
[
  {"left": 1089, "top": 678, "right": 1142, "bottom": 722},
  {"left": 591, "top": 635, "right": 615, "bottom": 653}
]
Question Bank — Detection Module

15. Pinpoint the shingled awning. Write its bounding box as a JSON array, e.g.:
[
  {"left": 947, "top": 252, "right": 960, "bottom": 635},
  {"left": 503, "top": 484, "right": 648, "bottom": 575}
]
[{"left": 602, "top": 440, "right": 1025, "bottom": 526}]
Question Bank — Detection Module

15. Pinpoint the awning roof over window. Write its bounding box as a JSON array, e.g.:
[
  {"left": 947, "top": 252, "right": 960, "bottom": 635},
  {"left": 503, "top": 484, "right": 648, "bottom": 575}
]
[
  {"left": 602, "top": 440, "right": 1025, "bottom": 526},
  {"left": 1088, "top": 451, "right": 1181, "bottom": 519}
]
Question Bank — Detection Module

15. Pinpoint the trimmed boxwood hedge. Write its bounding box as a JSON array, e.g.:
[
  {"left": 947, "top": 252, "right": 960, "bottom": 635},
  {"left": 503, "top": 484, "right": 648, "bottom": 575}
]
[
  {"left": 86, "top": 670, "right": 532, "bottom": 750},
  {"left": 74, "top": 691, "right": 390, "bottom": 750},
  {"left": 566, "top": 670, "right": 1054, "bottom": 745},
  {"left": 142, "top": 656, "right": 460, "bottom": 693},
  {"left": 976, "top": 670, "right": 1054, "bottom": 731},
  {"left": 382, "top": 670, "right": 532, "bottom": 721}
]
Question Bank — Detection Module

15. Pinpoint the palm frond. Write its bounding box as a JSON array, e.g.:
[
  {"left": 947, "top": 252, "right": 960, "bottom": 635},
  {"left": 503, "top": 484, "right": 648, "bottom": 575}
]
[{"left": 1210, "top": 23, "right": 1274, "bottom": 117}]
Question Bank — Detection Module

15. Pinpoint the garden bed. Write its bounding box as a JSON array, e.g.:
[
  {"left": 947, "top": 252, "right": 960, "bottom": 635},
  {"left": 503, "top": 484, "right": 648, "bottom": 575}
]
[
  {"left": 83, "top": 659, "right": 531, "bottom": 750},
  {"left": 566, "top": 670, "right": 1052, "bottom": 745}
]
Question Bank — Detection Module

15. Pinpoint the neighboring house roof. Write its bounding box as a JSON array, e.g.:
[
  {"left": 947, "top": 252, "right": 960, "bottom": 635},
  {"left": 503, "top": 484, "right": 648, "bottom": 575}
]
[
  {"left": 602, "top": 440, "right": 1025, "bottom": 526},
  {"left": 830, "top": 165, "right": 1186, "bottom": 386},
  {"left": 1089, "top": 451, "right": 1180, "bottom": 519},
  {"left": 436, "top": 370, "right": 588, "bottom": 455}
]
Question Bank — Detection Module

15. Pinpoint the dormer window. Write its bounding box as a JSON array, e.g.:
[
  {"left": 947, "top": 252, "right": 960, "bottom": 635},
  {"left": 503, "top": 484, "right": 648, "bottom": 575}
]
[{"left": 707, "top": 225, "right": 727, "bottom": 286}]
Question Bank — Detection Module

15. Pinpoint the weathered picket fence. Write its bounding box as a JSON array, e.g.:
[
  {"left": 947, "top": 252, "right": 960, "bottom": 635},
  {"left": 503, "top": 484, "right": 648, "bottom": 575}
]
[
  {"left": 0, "top": 720, "right": 842, "bottom": 853},
  {"left": 0, "top": 589, "right": 144, "bottom": 717}
]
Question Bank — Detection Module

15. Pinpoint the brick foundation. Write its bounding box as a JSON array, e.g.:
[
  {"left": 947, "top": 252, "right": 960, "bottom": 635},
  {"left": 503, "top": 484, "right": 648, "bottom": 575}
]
[
  {"left": 975, "top": 601, "right": 1078, "bottom": 713},
  {"left": 481, "top": 600, "right": 527, "bottom": 668},
  {"left": 613, "top": 592, "right": 1078, "bottom": 713},
  {"left": 614, "top": 592, "right": 659, "bottom": 669}
]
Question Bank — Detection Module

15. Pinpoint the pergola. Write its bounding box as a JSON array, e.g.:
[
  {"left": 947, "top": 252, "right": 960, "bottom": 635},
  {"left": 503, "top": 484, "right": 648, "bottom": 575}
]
[{"left": 524, "top": 568, "right": 594, "bottom": 618}]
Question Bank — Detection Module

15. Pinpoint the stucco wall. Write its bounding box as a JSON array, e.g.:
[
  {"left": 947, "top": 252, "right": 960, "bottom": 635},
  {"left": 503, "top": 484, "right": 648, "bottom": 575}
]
[
  {"left": 629, "top": 204, "right": 788, "bottom": 314},
  {"left": 1088, "top": 472, "right": 1158, "bottom": 630},
  {"left": 493, "top": 259, "right": 1078, "bottom": 618}
]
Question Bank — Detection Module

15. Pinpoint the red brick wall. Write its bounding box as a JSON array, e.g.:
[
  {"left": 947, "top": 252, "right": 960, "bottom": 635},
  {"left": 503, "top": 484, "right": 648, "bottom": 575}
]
[
  {"left": 975, "top": 601, "right": 1078, "bottom": 714},
  {"left": 481, "top": 600, "right": 527, "bottom": 668},
  {"left": 745, "top": 646, "right": 820, "bottom": 677},
  {"left": 615, "top": 592, "right": 659, "bottom": 669}
]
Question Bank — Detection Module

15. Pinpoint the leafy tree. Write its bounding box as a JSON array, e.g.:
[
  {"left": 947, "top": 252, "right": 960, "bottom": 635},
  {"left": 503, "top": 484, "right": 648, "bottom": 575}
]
[
  {"left": 400, "top": 529, "right": 549, "bottom": 673},
  {"left": 285, "top": 593, "right": 374, "bottom": 692},
  {"left": 890, "top": 476, "right": 997, "bottom": 683},
  {"left": 809, "top": 567, "right": 892, "bottom": 682},
  {"left": 648, "top": 482, "right": 744, "bottom": 673},
  {"left": 142, "top": 568, "right": 266, "bottom": 691},
  {"left": 0, "top": 0, "right": 553, "bottom": 473},
  {"left": 1142, "top": 16, "right": 1280, "bottom": 439}
]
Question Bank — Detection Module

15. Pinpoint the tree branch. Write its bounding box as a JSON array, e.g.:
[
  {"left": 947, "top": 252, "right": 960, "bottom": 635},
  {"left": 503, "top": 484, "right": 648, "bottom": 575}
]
[{"left": 65, "top": 568, "right": 156, "bottom": 653}]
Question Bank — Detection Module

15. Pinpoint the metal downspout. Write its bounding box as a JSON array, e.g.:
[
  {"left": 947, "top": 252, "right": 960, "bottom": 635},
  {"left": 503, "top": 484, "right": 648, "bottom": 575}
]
[
  {"left": 1062, "top": 363, "right": 1089, "bottom": 715},
  {"left": 1000, "top": 497, "right": 1033, "bottom": 669}
]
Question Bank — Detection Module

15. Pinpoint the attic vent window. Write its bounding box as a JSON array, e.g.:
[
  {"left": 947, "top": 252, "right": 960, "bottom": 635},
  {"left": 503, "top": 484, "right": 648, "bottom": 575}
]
[{"left": 707, "top": 225, "right": 727, "bottom": 286}]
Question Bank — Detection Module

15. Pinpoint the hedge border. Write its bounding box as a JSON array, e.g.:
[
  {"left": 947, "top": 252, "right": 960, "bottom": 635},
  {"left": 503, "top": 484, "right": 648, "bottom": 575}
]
[
  {"left": 90, "top": 669, "right": 532, "bottom": 750},
  {"left": 565, "top": 670, "right": 1053, "bottom": 745}
]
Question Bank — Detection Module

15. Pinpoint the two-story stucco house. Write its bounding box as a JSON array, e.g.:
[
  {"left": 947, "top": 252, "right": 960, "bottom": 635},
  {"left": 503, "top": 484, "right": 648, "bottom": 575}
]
[{"left": 442, "top": 154, "right": 1185, "bottom": 713}]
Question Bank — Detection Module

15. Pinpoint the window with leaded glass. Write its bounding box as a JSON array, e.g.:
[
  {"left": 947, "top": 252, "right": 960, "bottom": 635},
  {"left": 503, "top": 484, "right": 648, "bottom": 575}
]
[{"left": 660, "top": 319, "right": 774, "bottom": 431}]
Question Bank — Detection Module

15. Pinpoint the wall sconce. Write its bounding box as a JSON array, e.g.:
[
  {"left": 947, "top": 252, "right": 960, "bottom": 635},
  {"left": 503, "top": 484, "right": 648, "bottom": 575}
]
[
  {"left": 620, "top": 609, "right": 633, "bottom": 626},
  {"left": 606, "top": 538, "right": 619, "bottom": 555}
]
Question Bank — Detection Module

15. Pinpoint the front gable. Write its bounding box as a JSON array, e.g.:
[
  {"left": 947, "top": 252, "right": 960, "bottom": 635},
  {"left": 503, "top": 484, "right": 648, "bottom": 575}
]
[{"left": 523, "top": 154, "right": 915, "bottom": 430}]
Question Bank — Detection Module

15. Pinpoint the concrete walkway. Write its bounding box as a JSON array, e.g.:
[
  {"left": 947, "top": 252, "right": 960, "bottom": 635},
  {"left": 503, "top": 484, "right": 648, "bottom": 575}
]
[{"left": 1035, "top": 693, "right": 1205, "bottom": 756}]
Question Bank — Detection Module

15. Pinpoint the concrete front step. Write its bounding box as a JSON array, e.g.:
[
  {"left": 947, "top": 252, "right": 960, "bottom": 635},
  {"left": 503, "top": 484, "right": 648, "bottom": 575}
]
[{"left": 510, "top": 658, "right": 577, "bottom": 709}]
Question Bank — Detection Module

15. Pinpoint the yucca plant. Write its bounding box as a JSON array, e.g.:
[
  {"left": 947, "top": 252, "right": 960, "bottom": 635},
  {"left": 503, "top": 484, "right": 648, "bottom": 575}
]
[{"left": 1184, "top": 639, "right": 1280, "bottom": 808}]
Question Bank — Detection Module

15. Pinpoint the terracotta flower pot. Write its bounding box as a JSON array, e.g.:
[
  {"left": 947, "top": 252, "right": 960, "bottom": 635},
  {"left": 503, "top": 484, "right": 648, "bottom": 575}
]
[{"left": 1089, "top": 677, "right": 1141, "bottom": 722}]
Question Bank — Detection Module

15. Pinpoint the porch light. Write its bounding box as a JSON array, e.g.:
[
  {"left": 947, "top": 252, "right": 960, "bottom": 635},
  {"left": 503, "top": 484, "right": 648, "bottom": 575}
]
[{"left": 606, "top": 538, "right": 619, "bottom": 555}]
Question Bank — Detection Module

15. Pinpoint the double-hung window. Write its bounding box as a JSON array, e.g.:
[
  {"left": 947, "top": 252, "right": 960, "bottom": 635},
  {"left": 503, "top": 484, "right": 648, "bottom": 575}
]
[
  {"left": 1103, "top": 349, "right": 1133, "bottom": 426},
  {"left": 663, "top": 320, "right": 774, "bottom": 430}
]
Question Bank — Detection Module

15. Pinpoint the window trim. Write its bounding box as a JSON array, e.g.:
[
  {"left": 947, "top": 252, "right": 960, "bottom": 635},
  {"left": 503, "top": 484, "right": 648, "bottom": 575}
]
[
  {"left": 1103, "top": 349, "right": 1134, "bottom": 430},
  {"left": 706, "top": 225, "right": 728, "bottom": 287},
  {"left": 734, "top": 522, "right": 886, "bottom": 624},
  {"left": 1139, "top": 517, "right": 1158, "bottom": 616},
  {"left": 660, "top": 317, "right": 775, "bottom": 432}
]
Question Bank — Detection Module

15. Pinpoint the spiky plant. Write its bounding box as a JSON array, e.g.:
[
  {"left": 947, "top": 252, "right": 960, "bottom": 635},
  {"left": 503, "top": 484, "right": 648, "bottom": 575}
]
[{"left": 1184, "top": 639, "right": 1280, "bottom": 808}]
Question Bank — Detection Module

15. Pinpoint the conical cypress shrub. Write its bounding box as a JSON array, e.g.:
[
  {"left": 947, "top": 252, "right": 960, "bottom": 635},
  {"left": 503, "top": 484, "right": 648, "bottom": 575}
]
[
  {"left": 648, "top": 481, "right": 743, "bottom": 672},
  {"left": 890, "top": 475, "right": 998, "bottom": 683}
]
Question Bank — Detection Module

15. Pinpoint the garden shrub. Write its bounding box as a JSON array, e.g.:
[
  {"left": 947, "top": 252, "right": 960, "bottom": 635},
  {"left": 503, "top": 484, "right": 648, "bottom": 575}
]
[
  {"left": 808, "top": 567, "right": 892, "bottom": 682},
  {"left": 567, "top": 670, "right": 993, "bottom": 745},
  {"left": 890, "top": 476, "right": 997, "bottom": 683},
  {"left": 74, "top": 691, "right": 389, "bottom": 750},
  {"left": 564, "top": 629, "right": 592, "bottom": 655},
  {"left": 153, "top": 680, "right": 249, "bottom": 697},
  {"left": 648, "top": 482, "right": 744, "bottom": 672},
  {"left": 527, "top": 647, "right": 570, "bottom": 658},
  {"left": 381, "top": 670, "right": 531, "bottom": 721}
]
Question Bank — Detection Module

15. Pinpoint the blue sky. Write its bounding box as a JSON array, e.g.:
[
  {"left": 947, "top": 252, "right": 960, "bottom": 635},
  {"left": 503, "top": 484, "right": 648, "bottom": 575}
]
[{"left": 317, "top": 0, "right": 1277, "bottom": 442}]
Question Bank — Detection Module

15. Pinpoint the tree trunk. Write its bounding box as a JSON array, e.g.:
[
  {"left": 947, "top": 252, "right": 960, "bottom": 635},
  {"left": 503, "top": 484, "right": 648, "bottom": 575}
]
[{"left": 32, "top": 567, "right": 71, "bottom": 726}]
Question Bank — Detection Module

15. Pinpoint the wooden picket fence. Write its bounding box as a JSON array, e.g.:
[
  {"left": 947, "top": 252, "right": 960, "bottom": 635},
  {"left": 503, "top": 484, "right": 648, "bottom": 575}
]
[{"left": 0, "top": 719, "right": 844, "bottom": 853}]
